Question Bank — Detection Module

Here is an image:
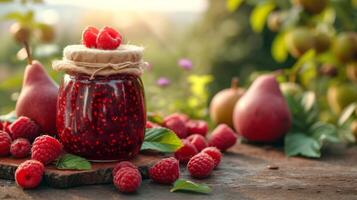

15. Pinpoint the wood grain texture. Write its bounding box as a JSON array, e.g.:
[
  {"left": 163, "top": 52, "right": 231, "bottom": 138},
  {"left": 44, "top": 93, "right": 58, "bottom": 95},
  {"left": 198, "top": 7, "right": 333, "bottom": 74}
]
[
  {"left": 1, "top": 143, "right": 357, "bottom": 199},
  {"left": 0, "top": 153, "right": 164, "bottom": 188}
]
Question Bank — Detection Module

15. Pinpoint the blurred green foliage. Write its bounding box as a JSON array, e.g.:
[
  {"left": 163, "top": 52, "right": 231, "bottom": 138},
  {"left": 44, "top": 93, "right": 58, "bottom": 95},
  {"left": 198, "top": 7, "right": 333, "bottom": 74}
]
[
  {"left": 1, "top": 0, "right": 284, "bottom": 118},
  {"left": 1, "top": 0, "right": 357, "bottom": 125},
  {"left": 185, "top": 0, "right": 295, "bottom": 99}
]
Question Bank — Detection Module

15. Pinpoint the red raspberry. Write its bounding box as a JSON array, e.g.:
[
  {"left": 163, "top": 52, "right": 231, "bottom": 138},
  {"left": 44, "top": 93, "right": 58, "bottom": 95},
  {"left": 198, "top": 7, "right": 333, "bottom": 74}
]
[
  {"left": 174, "top": 139, "right": 198, "bottom": 163},
  {"left": 163, "top": 115, "right": 188, "bottom": 138},
  {"left": 96, "top": 26, "right": 122, "bottom": 50},
  {"left": 31, "top": 135, "right": 62, "bottom": 165},
  {"left": 9, "top": 116, "right": 40, "bottom": 141},
  {"left": 113, "top": 167, "right": 141, "bottom": 193},
  {"left": 3, "top": 121, "right": 11, "bottom": 134},
  {"left": 201, "top": 147, "right": 222, "bottom": 168},
  {"left": 10, "top": 138, "right": 31, "bottom": 158},
  {"left": 0, "top": 121, "right": 3, "bottom": 131},
  {"left": 82, "top": 26, "right": 99, "bottom": 48},
  {"left": 146, "top": 121, "right": 160, "bottom": 129},
  {"left": 166, "top": 113, "right": 190, "bottom": 123},
  {"left": 15, "top": 160, "right": 44, "bottom": 189},
  {"left": 187, "top": 153, "right": 214, "bottom": 179},
  {"left": 187, "top": 134, "right": 207, "bottom": 152},
  {"left": 149, "top": 157, "right": 179, "bottom": 184},
  {"left": 103, "top": 26, "right": 122, "bottom": 40},
  {"left": 112, "top": 161, "right": 138, "bottom": 177},
  {"left": 0, "top": 131, "right": 12, "bottom": 157},
  {"left": 208, "top": 124, "right": 238, "bottom": 151},
  {"left": 186, "top": 120, "right": 209, "bottom": 136},
  {"left": 146, "top": 121, "right": 154, "bottom": 128}
]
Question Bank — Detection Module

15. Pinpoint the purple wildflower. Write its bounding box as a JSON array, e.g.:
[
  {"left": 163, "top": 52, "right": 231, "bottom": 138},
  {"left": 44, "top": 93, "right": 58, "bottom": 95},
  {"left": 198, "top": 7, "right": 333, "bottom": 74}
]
[
  {"left": 178, "top": 58, "right": 193, "bottom": 70},
  {"left": 156, "top": 77, "right": 171, "bottom": 87}
]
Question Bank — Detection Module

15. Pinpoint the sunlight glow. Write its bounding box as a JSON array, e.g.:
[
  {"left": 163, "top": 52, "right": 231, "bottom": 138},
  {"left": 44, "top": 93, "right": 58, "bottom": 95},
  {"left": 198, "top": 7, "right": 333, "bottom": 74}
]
[{"left": 46, "top": 0, "right": 208, "bottom": 12}]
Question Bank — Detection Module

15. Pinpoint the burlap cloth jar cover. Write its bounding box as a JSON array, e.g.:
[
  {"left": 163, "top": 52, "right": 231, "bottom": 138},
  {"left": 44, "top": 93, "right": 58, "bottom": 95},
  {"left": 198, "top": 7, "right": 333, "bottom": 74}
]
[{"left": 52, "top": 44, "right": 147, "bottom": 78}]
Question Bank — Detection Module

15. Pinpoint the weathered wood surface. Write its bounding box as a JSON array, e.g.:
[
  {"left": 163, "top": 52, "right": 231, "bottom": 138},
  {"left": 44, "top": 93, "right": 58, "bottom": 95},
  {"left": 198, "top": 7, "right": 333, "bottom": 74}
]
[
  {"left": 0, "top": 153, "right": 163, "bottom": 188},
  {"left": 1, "top": 143, "right": 357, "bottom": 200}
]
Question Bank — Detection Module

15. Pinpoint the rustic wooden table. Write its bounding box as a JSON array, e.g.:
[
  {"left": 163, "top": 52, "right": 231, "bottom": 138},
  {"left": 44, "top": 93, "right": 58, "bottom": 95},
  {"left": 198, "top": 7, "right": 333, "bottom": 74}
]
[{"left": 1, "top": 143, "right": 357, "bottom": 200}]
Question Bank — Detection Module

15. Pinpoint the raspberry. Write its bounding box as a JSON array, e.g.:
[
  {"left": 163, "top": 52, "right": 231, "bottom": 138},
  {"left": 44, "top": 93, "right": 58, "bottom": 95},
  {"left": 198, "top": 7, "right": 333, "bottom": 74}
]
[
  {"left": 146, "top": 121, "right": 154, "bottom": 128},
  {"left": 82, "top": 26, "right": 99, "bottom": 48},
  {"left": 103, "top": 26, "right": 122, "bottom": 40},
  {"left": 112, "top": 161, "right": 138, "bottom": 177},
  {"left": 9, "top": 116, "right": 40, "bottom": 141},
  {"left": 31, "top": 135, "right": 62, "bottom": 165},
  {"left": 201, "top": 147, "right": 222, "bottom": 168},
  {"left": 186, "top": 120, "right": 209, "bottom": 136},
  {"left": 0, "top": 131, "right": 12, "bottom": 157},
  {"left": 10, "top": 138, "right": 31, "bottom": 158},
  {"left": 3, "top": 121, "right": 11, "bottom": 134},
  {"left": 149, "top": 157, "right": 179, "bottom": 184},
  {"left": 0, "top": 121, "right": 3, "bottom": 131},
  {"left": 187, "top": 134, "right": 207, "bottom": 152},
  {"left": 208, "top": 124, "right": 238, "bottom": 151},
  {"left": 174, "top": 139, "right": 198, "bottom": 163},
  {"left": 165, "top": 113, "right": 190, "bottom": 123},
  {"left": 96, "top": 26, "right": 122, "bottom": 50},
  {"left": 113, "top": 167, "right": 141, "bottom": 193},
  {"left": 187, "top": 153, "right": 214, "bottom": 179},
  {"left": 146, "top": 121, "right": 160, "bottom": 129},
  {"left": 15, "top": 160, "right": 44, "bottom": 189},
  {"left": 163, "top": 115, "right": 188, "bottom": 138}
]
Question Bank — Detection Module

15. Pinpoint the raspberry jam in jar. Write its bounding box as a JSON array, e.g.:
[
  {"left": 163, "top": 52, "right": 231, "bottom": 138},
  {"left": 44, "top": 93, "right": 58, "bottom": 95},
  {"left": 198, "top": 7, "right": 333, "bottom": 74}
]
[{"left": 53, "top": 44, "right": 146, "bottom": 161}]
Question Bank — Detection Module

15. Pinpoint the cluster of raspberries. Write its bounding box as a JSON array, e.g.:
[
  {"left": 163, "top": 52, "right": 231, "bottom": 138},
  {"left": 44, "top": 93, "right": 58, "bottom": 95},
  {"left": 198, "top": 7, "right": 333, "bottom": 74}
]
[
  {"left": 112, "top": 146, "right": 222, "bottom": 193},
  {"left": 82, "top": 26, "right": 122, "bottom": 50},
  {"left": 113, "top": 112, "right": 238, "bottom": 193},
  {"left": 0, "top": 116, "right": 62, "bottom": 189},
  {"left": 148, "top": 112, "right": 238, "bottom": 163},
  {"left": 1, "top": 112, "right": 238, "bottom": 192}
]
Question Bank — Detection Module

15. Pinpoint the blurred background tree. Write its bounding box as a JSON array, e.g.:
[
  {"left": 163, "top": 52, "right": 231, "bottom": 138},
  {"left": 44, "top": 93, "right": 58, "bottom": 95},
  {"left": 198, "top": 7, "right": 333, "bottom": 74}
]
[
  {"left": 0, "top": 0, "right": 357, "bottom": 127},
  {"left": 185, "top": 0, "right": 295, "bottom": 94},
  {"left": 221, "top": 0, "right": 357, "bottom": 146},
  {"left": 1, "top": 0, "right": 286, "bottom": 119}
]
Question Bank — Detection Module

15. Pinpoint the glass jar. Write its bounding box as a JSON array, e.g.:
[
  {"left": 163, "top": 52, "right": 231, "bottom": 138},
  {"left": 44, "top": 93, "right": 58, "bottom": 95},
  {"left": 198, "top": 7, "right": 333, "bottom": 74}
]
[{"left": 56, "top": 73, "right": 146, "bottom": 161}]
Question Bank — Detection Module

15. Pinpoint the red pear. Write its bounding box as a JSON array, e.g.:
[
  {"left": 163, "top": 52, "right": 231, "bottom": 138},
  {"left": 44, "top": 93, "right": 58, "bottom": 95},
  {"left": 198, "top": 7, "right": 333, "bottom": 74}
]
[
  {"left": 15, "top": 60, "right": 59, "bottom": 135},
  {"left": 233, "top": 74, "right": 291, "bottom": 143}
]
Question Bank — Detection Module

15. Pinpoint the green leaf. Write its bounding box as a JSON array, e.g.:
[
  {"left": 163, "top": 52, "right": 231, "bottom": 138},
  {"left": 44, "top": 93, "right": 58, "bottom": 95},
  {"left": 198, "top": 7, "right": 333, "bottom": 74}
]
[
  {"left": 2, "top": 11, "right": 24, "bottom": 21},
  {"left": 321, "top": 8, "right": 336, "bottom": 25},
  {"left": 285, "top": 132, "right": 321, "bottom": 158},
  {"left": 291, "top": 50, "right": 316, "bottom": 75},
  {"left": 226, "top": 0, "right": 244, "bottom": 12},
  {"left": 284, "top": 92, "right": 318, "bottom": 132},
  {"left": 338, "top": 103, "right": 356, "bottom": 126},
  {"left": 250, "top": 1, "right": 275, "bottom": 33},
  {"left": 337, "top": 124, "right": 356, "bottom": 143},
  {"left": 171, "top": 179, "right": 212, "bottom": 194},
  {"left": 141, "top": 128, "right": 183, "bottom": 153},
  {"left": 2, "top": 10, "right": 34, "bottom": 24},
  {"left": 272, "top": 32, "right": 288, "bottom": 63},
  {"left": 301, "top": 91, "right": 316, "bottom": 112},
  {"left": 299, "top": 62, "right": 317, "bottom": 88},
  {"left": 310, "top": 122, "right": 340, "bottom": 143},
  {"left": 147, "top": 112, "right": 164, "bottom": 124},
  {"left": 55, "top": 154, "right": 91, "bottom": 170},
  {"left": 0, "top": 111, "right": 17, "bottom": 123}
]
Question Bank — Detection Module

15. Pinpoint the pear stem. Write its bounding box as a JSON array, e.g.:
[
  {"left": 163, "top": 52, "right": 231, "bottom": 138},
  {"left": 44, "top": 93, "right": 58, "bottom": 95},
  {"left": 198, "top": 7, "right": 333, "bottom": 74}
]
[
  {"left": 231, "top": 77, "right": 239, "bottom": 89},
  {"left": 23, "top": 41, "right": 32, "bottom": 65}
]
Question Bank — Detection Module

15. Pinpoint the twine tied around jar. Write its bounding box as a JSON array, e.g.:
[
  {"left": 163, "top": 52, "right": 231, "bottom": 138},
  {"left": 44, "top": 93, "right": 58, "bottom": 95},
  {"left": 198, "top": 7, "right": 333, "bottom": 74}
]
[{"left": 53, "top": 59, "right": 147, "bottom": 80}]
